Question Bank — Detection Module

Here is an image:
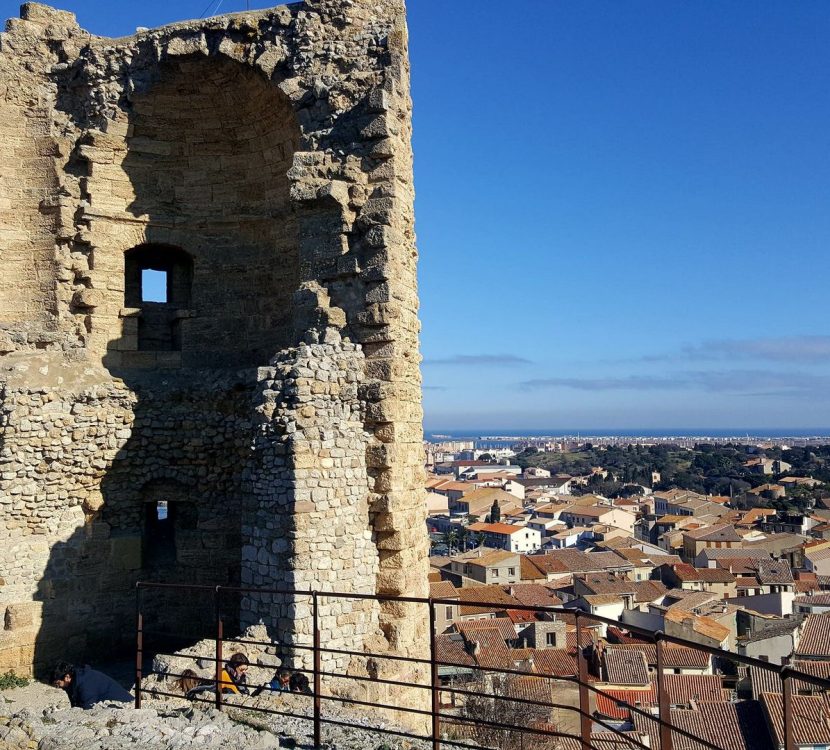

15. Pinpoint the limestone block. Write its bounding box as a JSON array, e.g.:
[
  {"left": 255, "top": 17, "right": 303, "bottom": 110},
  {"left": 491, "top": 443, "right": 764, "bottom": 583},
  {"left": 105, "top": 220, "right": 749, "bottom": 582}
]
[{"left": 3, "top": 602, "right": 42, "bottom": 631}]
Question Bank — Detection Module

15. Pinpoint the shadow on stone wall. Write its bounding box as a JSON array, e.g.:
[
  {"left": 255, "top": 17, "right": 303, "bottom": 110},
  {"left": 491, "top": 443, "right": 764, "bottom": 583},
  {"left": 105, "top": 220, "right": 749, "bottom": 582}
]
[
  {"left": 30, "top": 371, "right": 256, "bottom": 678},
  {"left": 30, "top": 51, "right": 303, "bottom": 679}
]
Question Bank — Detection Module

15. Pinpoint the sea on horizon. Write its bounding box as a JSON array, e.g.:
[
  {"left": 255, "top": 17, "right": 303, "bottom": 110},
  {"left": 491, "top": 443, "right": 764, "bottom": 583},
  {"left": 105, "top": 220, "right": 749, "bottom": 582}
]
[{"left": 425, "top": 428, "right": 830, "bottom": 441}]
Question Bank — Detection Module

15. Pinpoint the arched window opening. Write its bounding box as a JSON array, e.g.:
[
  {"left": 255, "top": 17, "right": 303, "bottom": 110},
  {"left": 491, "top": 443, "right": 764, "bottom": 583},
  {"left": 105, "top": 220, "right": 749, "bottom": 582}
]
[
  {"left": 144, "top": 500, "right": 175, "bottom": 566},
  {"left": 125, "top": 244, "right": 192, "bottom": 351},
  {"left": 141, "top": 481, "right": 198, "bottom": 570}
]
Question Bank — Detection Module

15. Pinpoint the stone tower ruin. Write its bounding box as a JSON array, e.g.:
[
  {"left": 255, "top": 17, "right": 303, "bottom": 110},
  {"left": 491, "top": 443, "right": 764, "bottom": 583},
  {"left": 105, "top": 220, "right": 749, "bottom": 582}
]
[{"left": 0, "top": 0, "right": 427, "bottom": 696}]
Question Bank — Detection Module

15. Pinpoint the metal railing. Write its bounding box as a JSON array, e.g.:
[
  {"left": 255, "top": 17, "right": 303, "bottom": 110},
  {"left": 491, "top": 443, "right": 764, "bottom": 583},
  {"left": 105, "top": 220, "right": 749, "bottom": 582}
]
[{"left": 134, "top": 581, "right": 830, "bottom": 750}]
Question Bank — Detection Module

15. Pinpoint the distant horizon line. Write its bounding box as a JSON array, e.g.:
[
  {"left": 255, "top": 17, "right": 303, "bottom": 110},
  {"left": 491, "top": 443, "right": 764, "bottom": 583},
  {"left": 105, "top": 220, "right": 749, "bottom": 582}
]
[{"left": 424, "top": 427, "right": 830, "bottom": 438}]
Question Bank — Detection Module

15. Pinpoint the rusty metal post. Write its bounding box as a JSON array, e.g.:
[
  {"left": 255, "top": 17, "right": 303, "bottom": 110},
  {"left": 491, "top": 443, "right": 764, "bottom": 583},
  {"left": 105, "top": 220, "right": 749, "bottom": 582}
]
[
  {"left": 215, "top": 586, "right": 223, "bottom": 711},
  {"left": 574, "top": 611, "right": 592, "bottom": 749},
  {"left": 134, "top": 583, "right": 143, "bottom": 709},
  {"left": 313, "top": 592, "right": 321, "bottom": 749},
  {"left": 429, "top": 599, "right": 441, "bottom": 750},
  {"left": 781, "top": 665, "right": 795, "bottom": 750},
  {"left": 655, "top": 633, "right": 673, "bottom": 750}
]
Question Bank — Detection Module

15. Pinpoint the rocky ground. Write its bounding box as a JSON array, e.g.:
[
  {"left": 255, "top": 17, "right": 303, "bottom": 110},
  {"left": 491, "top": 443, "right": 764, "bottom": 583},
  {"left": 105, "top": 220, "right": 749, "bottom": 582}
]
[
  {"left": 0, "top": 688, "right": 435, "bottom": 750},
  {"left": 0, "top": 625, "right": 438, "bottom": 750}
]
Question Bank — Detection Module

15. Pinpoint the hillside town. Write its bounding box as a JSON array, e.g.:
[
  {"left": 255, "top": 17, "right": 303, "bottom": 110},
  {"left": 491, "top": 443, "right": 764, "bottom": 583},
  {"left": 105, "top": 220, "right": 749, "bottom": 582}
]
[{"left": 425, "top": 441, "right": 830, "bottom": 748}]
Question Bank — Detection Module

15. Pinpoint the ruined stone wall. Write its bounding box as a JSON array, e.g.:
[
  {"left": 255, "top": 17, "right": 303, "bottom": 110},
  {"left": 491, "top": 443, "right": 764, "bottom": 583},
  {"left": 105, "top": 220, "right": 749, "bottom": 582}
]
[
  {"left": 243, "top": 339, "right": 380, "bottom": 675},
  {"left": 0, "top": 357, "right": 256, "bottom": 671},
  {"left": 0, "top": 0, "right": 427, "bottom": 712}
]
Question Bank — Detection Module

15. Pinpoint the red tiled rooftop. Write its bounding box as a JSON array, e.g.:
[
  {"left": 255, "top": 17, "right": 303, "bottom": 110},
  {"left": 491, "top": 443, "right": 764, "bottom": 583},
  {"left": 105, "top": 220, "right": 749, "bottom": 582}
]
[{"left": 795, "top": 613, "right": 830, "bottom": 657}]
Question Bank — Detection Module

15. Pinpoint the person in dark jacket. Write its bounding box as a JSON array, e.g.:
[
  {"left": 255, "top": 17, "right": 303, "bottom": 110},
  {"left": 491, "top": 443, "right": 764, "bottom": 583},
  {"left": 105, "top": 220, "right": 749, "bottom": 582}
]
[{"left": 51, "top": 662, "right": 133, "bottom": 709}]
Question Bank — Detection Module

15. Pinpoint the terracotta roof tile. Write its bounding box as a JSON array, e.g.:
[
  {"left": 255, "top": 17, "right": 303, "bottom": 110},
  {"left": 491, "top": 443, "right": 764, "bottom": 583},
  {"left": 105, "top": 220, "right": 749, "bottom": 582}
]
[
  {"left": 604, "top": 648, "right": 650, "bottom": 686},
  {"left": 455, "top": 617, "right": 518, "bottom": 643},
  {"left": 429, "top": 580, "right": 459, "bottom": 599},
  {"left": 464, "top": 627, "right": 514, "bottom": 670},
  {"left": 505, "top": 675, "right": 552, "bottom": 706},
  {"left": 594, "top": 685, "right": 657, "bottom": 719},
  {"left": 529, "top": 648, "right": 578, "bottom": 677},
  {"left": 633, "top": 701, "right": 773, "bottom": 750},
  {"left": 762, "top": 691, "right": 830, "bottom": 748},
  {"left": 456, "top": 584, "right": 520, "bottom": 616},
  {"left": 795, "top": 613, "right": 830, "bottom": 657},
  {"left": 435, "top": 634, "right": 475, "bottom": 668},
  {"left": 506, "top": 583, "right": 563, "bottom": 609},
  {"left": 753, "top": 559, "right": 794, "bottom": 585},
  {"left": 663, "top": 674, "right": 726, "bottom": 705},
  {"left": 609, "top": 642, "right": 711, "bottom": 669},
  {"left": 467, "top": 521, "right": 530, "bottom": 535},
  {"left": 520, "top": 555, "right": 548, "bottom": 581},
  {"left": 682, "top": 524, "right": 742, "bottom": 542}
]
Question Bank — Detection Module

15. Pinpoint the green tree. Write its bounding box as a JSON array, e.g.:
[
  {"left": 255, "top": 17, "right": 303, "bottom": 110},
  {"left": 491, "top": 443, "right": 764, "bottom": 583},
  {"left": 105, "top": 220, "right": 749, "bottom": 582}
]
[{"left": 442, "top": 529, "right": 458, "bottom": 556}]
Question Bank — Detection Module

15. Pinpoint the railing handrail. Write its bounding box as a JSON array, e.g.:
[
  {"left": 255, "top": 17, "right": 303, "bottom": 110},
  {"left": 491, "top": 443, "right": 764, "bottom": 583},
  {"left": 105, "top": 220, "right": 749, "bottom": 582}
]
[
  {"left": 135, "top": 580, "right": 830, "bottom": 684},
  {"left": 134, "top": 580, "right": 829, "bottom": 750}
]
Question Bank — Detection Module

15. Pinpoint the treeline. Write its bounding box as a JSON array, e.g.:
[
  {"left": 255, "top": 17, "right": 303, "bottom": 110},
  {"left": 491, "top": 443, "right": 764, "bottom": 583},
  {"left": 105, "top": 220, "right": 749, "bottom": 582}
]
[{"left": 514, "top": 443, "right": 830, "bottom": 510}]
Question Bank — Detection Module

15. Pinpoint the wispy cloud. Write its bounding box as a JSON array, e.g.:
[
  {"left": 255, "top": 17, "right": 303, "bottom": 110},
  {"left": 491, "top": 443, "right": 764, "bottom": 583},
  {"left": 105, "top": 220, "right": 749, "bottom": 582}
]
[
  {"left": 423, "top": 385, "right": 449, "bottom": 391},
  {"left": 522, "top": 375, "right": 679, "bottom": 391},
  {"left": 423, "top": 354, "right": 532, "bottom": 366},
  {"left": 520, "top": 369, "right": 830, "bottom": 398},
  {"left": 624, "top": 336, "right": 830, "bottom": 365},
  {"left": 686, "top": 336, "right": 830, "bottom": 363}
]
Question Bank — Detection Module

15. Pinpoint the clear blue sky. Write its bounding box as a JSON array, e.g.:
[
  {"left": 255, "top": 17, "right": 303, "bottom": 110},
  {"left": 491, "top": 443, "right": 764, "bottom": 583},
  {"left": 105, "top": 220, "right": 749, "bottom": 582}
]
[{"left": 5, "top": 1, "right": 829, "bottom": 431}]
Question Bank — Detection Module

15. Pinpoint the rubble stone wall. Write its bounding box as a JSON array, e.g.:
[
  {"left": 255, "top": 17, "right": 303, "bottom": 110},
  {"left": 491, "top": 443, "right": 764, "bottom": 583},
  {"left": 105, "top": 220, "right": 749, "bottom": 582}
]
[{"left": 0, "top": 0, "right": 427, "bottom": 712}]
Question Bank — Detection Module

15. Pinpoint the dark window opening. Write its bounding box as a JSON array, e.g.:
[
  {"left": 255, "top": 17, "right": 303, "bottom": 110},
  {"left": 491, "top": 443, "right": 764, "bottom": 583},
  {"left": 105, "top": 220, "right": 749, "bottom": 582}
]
[
  {"left": 144, "top": 500, "right": 176, "bottom": 566},
  {"left": 125, "top": 244, "right": 192, "bottom": 351}
]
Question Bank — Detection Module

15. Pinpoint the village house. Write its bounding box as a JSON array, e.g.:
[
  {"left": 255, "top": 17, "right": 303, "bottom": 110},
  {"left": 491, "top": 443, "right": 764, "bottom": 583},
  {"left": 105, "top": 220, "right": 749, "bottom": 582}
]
[
  {"left": 466, "top": 522, "right": 542, "bottom": 553},
  {"left": 682, "top": 524, "right": 743, "bottom": 564},
  {"left": 560, "top": 504, "right": 636, "bottom": 534},
  {"left": 657, "top": 563, "right": 738, "bottom": 598},
  {"left": 429, "top": 580, "right": 461, "bottom": 634},
  {"left": 445, "top": 486, "right": 523, "bottom": 518},
  {"left": 446, "top": 549, "right": 523, "bottom": 586},
  {"left": 743, "top": 457, "right": 792, "bottom": 475}
]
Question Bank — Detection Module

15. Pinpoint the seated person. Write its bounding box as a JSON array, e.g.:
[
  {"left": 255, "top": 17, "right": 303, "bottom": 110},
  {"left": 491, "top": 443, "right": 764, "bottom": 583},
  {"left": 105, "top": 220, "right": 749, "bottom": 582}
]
[
  {"left": 174, "top": 668, "right": 214, "bottom": 700},
  {"left": 219, "top": 652, "right": 250, "bottom": 695},
  {"left": 268, "top": 669, "right": 291, "bottom": 692},
  {"left": 51, "top": 662, "right": 133, "bottom": 709},
  {"left": 289, "top": 672, "right": 312, "bottom": 695}
]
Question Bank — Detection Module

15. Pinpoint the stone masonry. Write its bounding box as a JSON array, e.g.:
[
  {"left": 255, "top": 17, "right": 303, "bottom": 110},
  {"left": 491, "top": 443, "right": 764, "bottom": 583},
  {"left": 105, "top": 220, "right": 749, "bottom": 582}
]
[{"left": 0, "top": 0, "right": 427, "bottom": 714}]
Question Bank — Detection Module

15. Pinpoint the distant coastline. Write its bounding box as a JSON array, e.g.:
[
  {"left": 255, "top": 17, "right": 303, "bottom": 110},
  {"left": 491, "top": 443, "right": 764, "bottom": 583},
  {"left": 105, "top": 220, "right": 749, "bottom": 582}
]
[{"left": 425, "top": 428, "right": 830, "bottom": 440}]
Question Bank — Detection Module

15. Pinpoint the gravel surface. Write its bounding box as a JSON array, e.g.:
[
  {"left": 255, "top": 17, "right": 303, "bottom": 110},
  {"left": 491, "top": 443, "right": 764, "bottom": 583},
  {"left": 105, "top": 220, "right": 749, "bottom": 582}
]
[{"left": 0, "top": 682, "right": 437, "bottom": 750}]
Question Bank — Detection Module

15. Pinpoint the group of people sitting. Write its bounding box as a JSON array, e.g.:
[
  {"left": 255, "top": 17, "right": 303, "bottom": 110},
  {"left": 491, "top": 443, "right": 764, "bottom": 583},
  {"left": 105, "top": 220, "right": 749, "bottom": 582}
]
[
  {"left": 50, "top": 652, "right": 311, "bottom": 710},
  {"left": 175, "top": 652, "right": 312, "bottom": 699}
]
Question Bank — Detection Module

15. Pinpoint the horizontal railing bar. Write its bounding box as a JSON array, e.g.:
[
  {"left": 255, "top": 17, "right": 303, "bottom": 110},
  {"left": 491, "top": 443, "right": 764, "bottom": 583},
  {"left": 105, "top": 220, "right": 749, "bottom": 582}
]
[
  {"left": 138, "top": 578, "right": 827, "bottom": 750},
  {"left": 137, "top": 582, "right": 219, "bottom": 592},
  {"left": 580, "top": 680, "right": 663, "bottom": 725},
  {"left": 781, "top": 666, "right": 830, "bottom": 690},
  {"left": 442, "top": 660, "right": 578, "bottom": 681},
  {"left": 137, "top": 580, "right": 817, "bottom": 675}
]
